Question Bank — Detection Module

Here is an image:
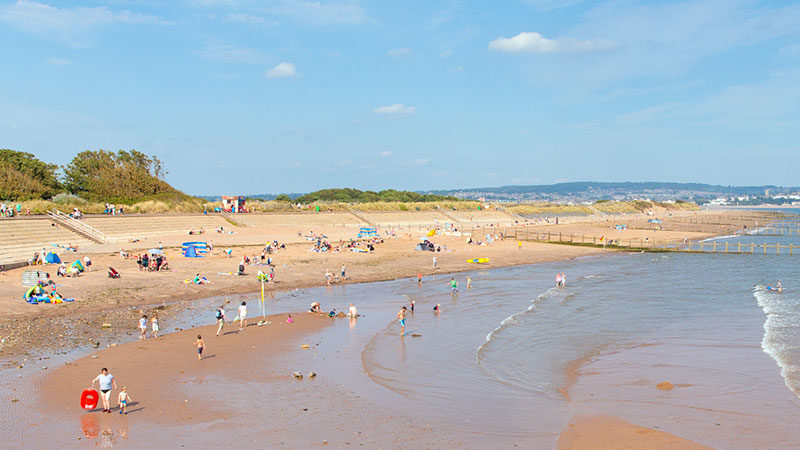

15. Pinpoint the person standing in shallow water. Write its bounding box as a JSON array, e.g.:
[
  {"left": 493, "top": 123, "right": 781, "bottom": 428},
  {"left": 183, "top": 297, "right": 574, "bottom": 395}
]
[
  {"left": 238, "top": 301, "right": 247, "bottom": 331},
  {"left": 397, "top": 306, "right": 407, "bottom": 336}
]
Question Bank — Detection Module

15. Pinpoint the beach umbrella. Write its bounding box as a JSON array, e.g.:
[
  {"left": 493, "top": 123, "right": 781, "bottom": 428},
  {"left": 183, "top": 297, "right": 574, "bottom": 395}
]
[{"left": 147, "top": 248, "right": 164, "bottom": 255}]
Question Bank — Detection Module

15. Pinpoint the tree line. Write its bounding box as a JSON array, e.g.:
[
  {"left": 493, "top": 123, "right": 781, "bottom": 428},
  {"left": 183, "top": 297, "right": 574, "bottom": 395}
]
[
  {"left": 286, "top": 188, "right": 458, "bottom": 204},
  {"left": 0, "top": 149, "right": 178, "bottom": 203}
]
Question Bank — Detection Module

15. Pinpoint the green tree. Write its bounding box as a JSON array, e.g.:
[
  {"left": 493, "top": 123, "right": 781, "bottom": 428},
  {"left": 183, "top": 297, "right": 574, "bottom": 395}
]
[
  {"left": 0, "top": 149, "right": 60, "bottom": 199},
  {"left": 63, "top": 149, "right": 177, "bottom": 202}
]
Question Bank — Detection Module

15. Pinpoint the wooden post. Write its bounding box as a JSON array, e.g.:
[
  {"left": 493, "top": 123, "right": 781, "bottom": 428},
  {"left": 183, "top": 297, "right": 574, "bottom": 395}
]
[
  {"left": 764, "top": 243, "right": 767, "bottom": 255},
  {"left": 791, "top": 244, "right": 794, "bottom": 256},
  {"left": 559, "top": 232, "right": 562, "bottom": 242},
  {"left": 713, "top": 241, "right": 717, "bottom": 253},
  {"left": 700, "top": 242, "right": 704, "bottom": 252},
  {"left": 751, "top": 243, "right": 754, "bottom": 254},
  {"left": 725, "top": 242, "right": 729, "bottom": 253},
  {"left": 777, "top": 244, "right": 780, "bottom": 255},
  {"left": 737, "top": 242, "right": 741, "bottom": 253},
  {"left": 548, "top": 231, "right": 551, "bottom": 241}
]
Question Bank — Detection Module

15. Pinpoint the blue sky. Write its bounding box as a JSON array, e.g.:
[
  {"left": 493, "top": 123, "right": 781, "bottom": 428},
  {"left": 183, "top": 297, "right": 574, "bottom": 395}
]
[{"left": 1, "top": 0, "right": 800, "bottom": 195}]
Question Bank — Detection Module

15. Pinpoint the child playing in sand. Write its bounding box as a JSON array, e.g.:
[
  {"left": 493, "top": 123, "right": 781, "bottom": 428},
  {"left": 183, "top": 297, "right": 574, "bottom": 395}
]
[
  {"left": 117, "top": 387, "right": 132, "bottom": 415},
  {"left": 287, "top": 314, "right": 293, "bottom": 324},
  {"left": 195, "top": 335, "right": 205, "bottom": 360}
]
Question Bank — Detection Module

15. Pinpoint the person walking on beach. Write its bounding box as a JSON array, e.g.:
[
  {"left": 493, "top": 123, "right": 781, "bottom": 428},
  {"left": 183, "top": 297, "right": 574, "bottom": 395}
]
[
  {"left": 138, "top": 315, "right": 148, "bottom": 340},
  {"left": 341, "top": 264, "right": 346, "bottom": 279},
  {"left": 216, "top": 306, "right": 226, "bottom": 335},
  {"left": 238, "top": 301, "right": 247, "bottom": 331},
  {"left": 397, "top": 306, "right": 407, "bottom": 336},
  {"left": 432, "top": 256, "right": 437, "bottom": 269},
  {"left": 117, "top": 387, "right": 132, "bottom": 415},
  {"left": 91, "top": 368, "right": 117, "bottom": 413},
  {"left": 195, "top": 335, "right": 205, "bottom": 360},
  {"left": 151, "top": 315, "right": 159, "bottom": 338},
  {"left": 450, "top": 277, "right": 459, "bottom": 294}
]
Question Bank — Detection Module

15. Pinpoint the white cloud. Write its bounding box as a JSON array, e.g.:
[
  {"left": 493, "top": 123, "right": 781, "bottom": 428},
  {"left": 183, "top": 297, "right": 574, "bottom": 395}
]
[
  {"left": 45, "top": 56, "right": 70, "bottom": 65},
  {"left": 489, "top": 31, "right": 613, "bottom": 54},
  {"left": 0, "top": 1, "right": 169, "bottom": 45},
  {"left": 193, "top": 44, "right": 268, "bottom": 64},
  {"left": 373, "top": 104, "right": 415, "bottom": 116},
  {"left": 265, "top": 62, "right": 298, "bottom": 78},
  {"left": 388, "top": 47, "right": 410, "bottom": 57},
  {"left": 439, "top": 49, "right": 453, "bottom": 58},
  {"left": 338, "top": 159, "right": 353, "bottom": 166},
  {"left": 379, "top": 150, "right": 392, "bottom": 157}
]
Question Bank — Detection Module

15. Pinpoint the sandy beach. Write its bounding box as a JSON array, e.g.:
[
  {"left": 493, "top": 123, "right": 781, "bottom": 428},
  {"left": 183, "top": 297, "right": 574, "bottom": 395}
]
[{"left": 0, "top": 209, "right": 781, "bottom": 449}]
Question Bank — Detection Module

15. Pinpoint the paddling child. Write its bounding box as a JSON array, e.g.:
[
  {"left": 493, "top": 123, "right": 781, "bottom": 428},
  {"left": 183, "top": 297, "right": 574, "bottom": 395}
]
[
  {"left": 410, "top": 300, "right": 415, "bottom": 312},
  {"left": 467, "top": 276, "right": 472, "bottom": 289},
  {"left": 138, "top": 315, "right": 148, "bottom": 340},
  {"left": 151, "top": 315, "right": 159, "bottom": 338},
  {"left": 555, "top": 273, "right": 563, "bottom": 287},
  {"left": 398, "top": 306, "right": 407, "bottom": 336},
  {"left": 195, "top": 335, "right": 205, "bottom": 360},
  {"left": 417, "top": 272, "right": 422, "bottom": 286},
  {"left": 91, "top": 368, "right": 117, "bottom": 413},
  {"left": 433, "top": 304, "right": 441, "bottom": 313},
  {"left": 117, "top": 387, "right": 132, "bottom": 415},
  {"left": 215, "top": 306, "right": 226, "bottom": 335},
  {"left": 450, "top": 277, "right": 458, "bottom": 294}
]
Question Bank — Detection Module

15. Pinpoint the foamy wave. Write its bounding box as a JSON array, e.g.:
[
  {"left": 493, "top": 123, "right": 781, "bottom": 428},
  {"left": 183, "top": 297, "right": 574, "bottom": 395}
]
[
  {"left": 753, "top": 287, "right": 800, "bottom": 399},
  {"left": 476, "top": 287, "right": 559, "bottom": 364}
]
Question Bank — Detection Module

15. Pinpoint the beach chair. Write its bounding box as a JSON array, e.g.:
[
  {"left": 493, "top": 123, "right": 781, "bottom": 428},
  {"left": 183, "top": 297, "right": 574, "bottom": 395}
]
[{"left": 108, "top": 267, "right": 121, "bottom": 279}]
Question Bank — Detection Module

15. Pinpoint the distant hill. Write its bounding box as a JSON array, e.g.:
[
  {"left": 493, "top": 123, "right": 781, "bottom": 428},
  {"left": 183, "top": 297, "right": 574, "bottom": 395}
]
[{"left": 426, "top": 181, "right": 800, "bottom": 203}]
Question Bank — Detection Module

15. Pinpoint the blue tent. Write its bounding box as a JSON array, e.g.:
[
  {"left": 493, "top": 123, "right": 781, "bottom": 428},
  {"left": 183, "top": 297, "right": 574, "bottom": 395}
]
[
  {"left": 45, "top": 252, "right": 61, "bottom": 264},
  {"left": 183, "top": 245, "right": 200, "bottom": 258}
]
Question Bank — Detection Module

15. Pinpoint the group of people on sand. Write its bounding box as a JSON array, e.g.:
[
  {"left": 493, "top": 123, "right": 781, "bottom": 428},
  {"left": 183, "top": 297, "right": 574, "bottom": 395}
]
[
  {"left": 214, "top": 301, "right": 249, "bottom": 336},
  {"left": 136, "top": 253, "right": 168, "bottom": 272},
  {"left": 0, "top": 202, "right": 27, "bottom": 217}
]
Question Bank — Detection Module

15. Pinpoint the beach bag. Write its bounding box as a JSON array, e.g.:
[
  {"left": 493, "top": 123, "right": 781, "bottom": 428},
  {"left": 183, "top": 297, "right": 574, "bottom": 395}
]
[{"left": 216, "top": 309, "right": 223, "bottom": 320}]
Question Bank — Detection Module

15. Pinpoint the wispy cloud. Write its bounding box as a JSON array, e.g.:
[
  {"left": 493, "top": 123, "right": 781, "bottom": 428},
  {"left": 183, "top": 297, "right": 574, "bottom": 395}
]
[
  {"left": 403, "top": 158, "right": 429, "bottom": 166},
  {"left": 193, "top": 44, "right": 268, "bottom": 64},
  {"left": 268, "top": 0, "right": 368, "bottom": 25},
  {"left": 379, "top": 150, "right": 392, "bottom": 157},
  {"left": 439, "top": 49, "right": 453, "bottom": 59},
  {"left": 489, "top": 31, "right": 613, "bottom": 54},
  {"left": 522, "top": 0, "right": 583, "bottom": 12},
  {"left": 265, "top": 62, "right": 298, "bottom": 78},
  {"left": 45, "top": 56, "right": 70, "bottom": 65},
  {"left": 373, "top": 104, "right": 415, "bottom": 116},
  {"left": 0, "top": 1, "right": 169, "bottom": 46},
  {"left": 223, "top": 12, "right": 274, "bottom": 26},
  {"left": 387, "top": 47, "right": 411, "bottom": 57}
]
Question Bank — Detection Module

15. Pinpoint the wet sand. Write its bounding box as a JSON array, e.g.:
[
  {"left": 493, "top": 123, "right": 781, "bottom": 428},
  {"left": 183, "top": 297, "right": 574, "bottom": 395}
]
[
  {"left": 6, "top": 312, "right": 470, "bottom": 448},
  {"left": 558, "top": 415, "right": 712, "bottom": 449}
]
